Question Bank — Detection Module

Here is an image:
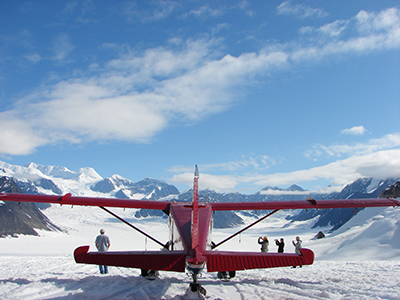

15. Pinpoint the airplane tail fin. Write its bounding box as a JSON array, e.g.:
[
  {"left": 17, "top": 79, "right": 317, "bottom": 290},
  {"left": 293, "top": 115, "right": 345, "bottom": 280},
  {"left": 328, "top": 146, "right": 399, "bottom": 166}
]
[{"left": 192, "top": 165, "right": 199, "bottom": 255}]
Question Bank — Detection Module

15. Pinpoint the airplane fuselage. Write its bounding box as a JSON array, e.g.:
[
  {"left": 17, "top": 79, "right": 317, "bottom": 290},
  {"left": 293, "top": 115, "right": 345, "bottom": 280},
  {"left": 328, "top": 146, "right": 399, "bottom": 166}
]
[{"left": 168, "top": 202, "right": 213, "bottom": 274}]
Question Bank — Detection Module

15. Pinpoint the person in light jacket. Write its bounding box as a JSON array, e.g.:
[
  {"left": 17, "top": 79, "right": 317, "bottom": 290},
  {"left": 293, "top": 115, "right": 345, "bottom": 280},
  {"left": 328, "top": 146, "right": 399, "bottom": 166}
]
[
  {"left": 258, "top": 236, "right": 269, "bottom": 253},
  {"left": 292, "top": 236, "right": 302, "bottom": 254},
  {"left": 95, "top": 229, "right": 111, "bottom": 274}
]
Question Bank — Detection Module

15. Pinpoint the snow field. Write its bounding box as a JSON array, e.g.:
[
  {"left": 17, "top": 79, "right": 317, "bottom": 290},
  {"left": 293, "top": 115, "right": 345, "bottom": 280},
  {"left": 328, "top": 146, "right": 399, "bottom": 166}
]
[{"left": 1, "top": 203, "right": 400, "bottom": 299}]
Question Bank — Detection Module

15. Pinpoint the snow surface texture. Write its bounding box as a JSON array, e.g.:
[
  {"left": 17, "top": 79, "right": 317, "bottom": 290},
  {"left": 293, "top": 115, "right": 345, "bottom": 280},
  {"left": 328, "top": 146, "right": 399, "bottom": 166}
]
[
  {"left": 1, "top": 257, "right": 399, "bottom": 300},
  {"left": 1, "top": 202, "right": 400, "bottom": 299}
]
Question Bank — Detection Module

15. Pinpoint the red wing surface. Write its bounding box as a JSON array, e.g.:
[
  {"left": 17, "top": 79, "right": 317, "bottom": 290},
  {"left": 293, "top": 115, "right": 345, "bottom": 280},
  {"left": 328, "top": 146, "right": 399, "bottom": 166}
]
[
  {"left": 74, "top": 246, "right": 186, "bottom": 272},
  {"left": 1, "top": 194, "right": 398, "bottom": 211},
  {"left": 211, "top": 198, "right": 400, "bottom": 211},
  {"left": 205, "top": 249, "right": 314, "bottom": 272},
  {"left": 0, "top": 193, "right": 170, "bottom": 210}
]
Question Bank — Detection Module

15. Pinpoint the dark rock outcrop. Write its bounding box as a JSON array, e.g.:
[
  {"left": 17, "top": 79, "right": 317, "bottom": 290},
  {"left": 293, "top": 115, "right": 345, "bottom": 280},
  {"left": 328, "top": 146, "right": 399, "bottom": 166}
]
[
  {"left": 380, "top": 181, "right": 400, "bottom": 198},
  {"left": 0, "top": 176, "right": 60, "bottom": 237}
]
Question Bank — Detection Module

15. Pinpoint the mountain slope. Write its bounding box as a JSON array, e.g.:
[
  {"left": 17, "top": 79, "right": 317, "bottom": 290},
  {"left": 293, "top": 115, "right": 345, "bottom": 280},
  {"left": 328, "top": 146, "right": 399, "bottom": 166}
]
[
  {"left": 0, "top": 177, "right": 60, "bottom": 237},
  {"left": 290, "top": 178, "right": 399, "bottom": 231}
]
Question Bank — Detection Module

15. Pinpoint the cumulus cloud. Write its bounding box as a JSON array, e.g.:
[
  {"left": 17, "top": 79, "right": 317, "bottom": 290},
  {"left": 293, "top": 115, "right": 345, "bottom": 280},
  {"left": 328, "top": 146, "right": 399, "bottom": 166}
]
[
  {"left": 291, "top": 7, "right": 400, "bottom": 62},
  {"left": 0, "top": 39, "right": 289, "bottom": 155},
  {"left": 0, "top": 118, "right": 48, "bottom": 155},
  {"left": 341, "top": 126, "right": 366, "bottom": 135},
  {"left": 1, "top": 7, "right": 400, "bottom": 157}
]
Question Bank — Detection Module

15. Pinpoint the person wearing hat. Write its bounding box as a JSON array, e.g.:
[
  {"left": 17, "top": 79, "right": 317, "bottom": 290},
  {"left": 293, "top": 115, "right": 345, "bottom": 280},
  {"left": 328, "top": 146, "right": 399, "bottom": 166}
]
[
  {"left": 292, "top": 236, "right": 302, "bottom": 255},
  {"left": 95, "top": 228, "right": 111, "bottom": 274},
  {"left": 258, "top": 236, "right": 269, "bottom": 253}
]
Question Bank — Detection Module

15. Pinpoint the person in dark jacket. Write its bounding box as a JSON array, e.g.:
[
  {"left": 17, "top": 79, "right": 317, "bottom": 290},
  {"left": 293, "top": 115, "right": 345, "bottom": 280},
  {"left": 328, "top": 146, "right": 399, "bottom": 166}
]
[{"left": 275, "top": 238, "right": 285, "bottom": 253}]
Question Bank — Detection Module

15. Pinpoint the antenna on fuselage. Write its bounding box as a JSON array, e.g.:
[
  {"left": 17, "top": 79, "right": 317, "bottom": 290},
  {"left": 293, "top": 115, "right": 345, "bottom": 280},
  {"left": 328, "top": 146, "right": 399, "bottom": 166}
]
[{"left": 193, "top": 165, "right": 199, "bottom": 206}]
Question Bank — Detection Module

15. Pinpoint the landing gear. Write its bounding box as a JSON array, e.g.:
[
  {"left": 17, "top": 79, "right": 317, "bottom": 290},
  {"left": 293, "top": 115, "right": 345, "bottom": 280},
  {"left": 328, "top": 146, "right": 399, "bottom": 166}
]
[
  {"left": 217, "top": 271, "right": 236, "bottom": 280},
  {"left": 184, "top": 273, "right": 206, "bottom": 298},
  {"left": 141, "top": 269, "right": 159, "bottom": 280}
]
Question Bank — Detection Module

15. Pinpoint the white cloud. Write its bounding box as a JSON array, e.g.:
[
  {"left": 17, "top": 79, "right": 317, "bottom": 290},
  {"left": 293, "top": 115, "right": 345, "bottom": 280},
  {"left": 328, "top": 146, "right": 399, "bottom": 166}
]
[
  {"left": 341, "top": 126, "right": 366, "bottom": 135},
  {"left": 277, "top": 1, "right": 328, "bottom": 19},
  {"left": 168, "top": 142, "right": 400, "bottom": 193},
  {"left": 300, "top": 20, "right": 349, "bottom": 39},
  {"left": 124, "top": 1, "right": 178, "bottom": 23},
  {"left": 291, "top": 7, "right": 400, "bottom": 62},
  {"left": 1, "top": 8, "right": 400, "bottom": 156},
  {"left": 169, "top": 155, "right": 277, "bottom": 175},
  {"left": 306, "top": 133, "right": 400, "bottom": 158},
  {"left": 24, "top": 53, "right": 42, "bottom": 63},
  {"left": 213, "top": 149, "right": 399, "bottom": 193},
  {"left": 260, "top": 189, "right": 311, "bottom": 196},
  {"left": 0, "top": 117, "right": 48, "bottom": 155},
  {"left": 169, "top": 172, "right": 239, "bottom": 191},
  {"left": 52, "top": 34, "right": 75, "bottom": 62},
  {"left": 186, "top": 6, "right": 224, "bottom": 19},
  {"left": 356, "top": 8, "right": 400, "bottom": 35}
]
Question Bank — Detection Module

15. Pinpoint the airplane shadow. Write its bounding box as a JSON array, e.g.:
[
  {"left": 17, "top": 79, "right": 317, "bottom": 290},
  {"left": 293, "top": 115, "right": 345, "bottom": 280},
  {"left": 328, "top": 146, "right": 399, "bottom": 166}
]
[{"left": 2, "top": 275, "right": 185, "bottom": 300}]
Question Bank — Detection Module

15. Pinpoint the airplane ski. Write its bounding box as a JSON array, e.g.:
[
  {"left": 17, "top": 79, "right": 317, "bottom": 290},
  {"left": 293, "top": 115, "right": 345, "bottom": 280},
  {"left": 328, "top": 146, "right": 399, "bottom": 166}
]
[{"left": 74, "top": 246, "right": 187, "bottom": 272}]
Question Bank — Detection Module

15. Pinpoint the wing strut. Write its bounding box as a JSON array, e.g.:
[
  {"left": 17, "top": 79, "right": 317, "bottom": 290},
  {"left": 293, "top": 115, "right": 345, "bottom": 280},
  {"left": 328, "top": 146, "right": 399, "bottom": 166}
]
[
  {"left": 212, "top": 209, "right": 280, "bottom": 249},
  {"left": 99, "top": 206, "right": 167, "bottom": 249}
]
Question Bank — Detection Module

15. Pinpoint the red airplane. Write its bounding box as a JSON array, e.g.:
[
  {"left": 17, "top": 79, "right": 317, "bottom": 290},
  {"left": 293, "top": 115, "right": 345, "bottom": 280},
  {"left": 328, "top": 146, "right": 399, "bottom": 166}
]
[{"left": 1, "top": 165, "right": 399, "bottom": 296}]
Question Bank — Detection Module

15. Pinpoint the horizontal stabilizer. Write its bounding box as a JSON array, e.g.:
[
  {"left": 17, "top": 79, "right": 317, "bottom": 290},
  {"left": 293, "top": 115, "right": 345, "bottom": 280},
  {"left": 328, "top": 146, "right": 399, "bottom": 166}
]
[
  {"left": 74, "top": 246, "right": 187, "bottom": 272},
  {"left": 204, "top": 249, "right": 314, "bottom": 272}
]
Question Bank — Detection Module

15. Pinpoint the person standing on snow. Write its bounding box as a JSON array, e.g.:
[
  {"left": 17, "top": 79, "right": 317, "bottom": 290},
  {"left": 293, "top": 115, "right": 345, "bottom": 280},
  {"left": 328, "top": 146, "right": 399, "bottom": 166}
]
[
  {"left": 95, "top": 228, "right": 111, "bottom": 274},
  {"left": 258, "top": 236, "right": 269, "bottom": 253},
  {"left": 292, "top": 236, "right": 302, "bottom": 254},
  {"left": 275, "top": 238, "right": 285, "bottom": 253}
]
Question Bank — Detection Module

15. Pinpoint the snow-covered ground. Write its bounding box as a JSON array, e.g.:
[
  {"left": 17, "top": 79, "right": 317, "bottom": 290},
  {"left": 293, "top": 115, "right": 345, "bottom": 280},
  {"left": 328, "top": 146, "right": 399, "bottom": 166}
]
[{"left": 1, "top": 204, "right": 400, "bottom": 299}]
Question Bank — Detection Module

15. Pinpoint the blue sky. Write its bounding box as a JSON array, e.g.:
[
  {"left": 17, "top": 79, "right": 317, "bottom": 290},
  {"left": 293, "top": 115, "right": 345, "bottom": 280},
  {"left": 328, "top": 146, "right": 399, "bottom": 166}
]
[{"left": 1, "top": 0, "right": 399, "bottom": 194}]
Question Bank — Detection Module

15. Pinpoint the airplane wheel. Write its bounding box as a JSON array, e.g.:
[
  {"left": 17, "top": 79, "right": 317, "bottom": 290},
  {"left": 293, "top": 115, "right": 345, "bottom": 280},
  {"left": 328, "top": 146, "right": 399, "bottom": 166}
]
[
  {"left": 190, "top": 283, "right": 206, "bottom": 294},
  {"left": 229, "top": 271, "right": 236, "bottom": 278}
]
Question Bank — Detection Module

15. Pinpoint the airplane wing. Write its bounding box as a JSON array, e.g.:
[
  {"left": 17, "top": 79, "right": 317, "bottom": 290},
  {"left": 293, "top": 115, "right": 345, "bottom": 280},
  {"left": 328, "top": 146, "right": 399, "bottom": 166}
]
[
  {"left": 210, "top": 198, "right": 400, "bottom": 211},
  {"left": 204, "top": 248, "right": 314, "bottom": 272},
  {"left": 2, "top": 193, "right": 398, "bottom": 212},
  {"left": 0, "top": 193, "right": 171, "bottom": 210}
]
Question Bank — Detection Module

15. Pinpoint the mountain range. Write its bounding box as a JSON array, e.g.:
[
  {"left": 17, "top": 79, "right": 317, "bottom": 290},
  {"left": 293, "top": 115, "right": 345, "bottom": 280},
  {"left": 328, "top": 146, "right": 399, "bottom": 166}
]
[{"left": 0, "top": 160, "right": 399, "bottom": 237}]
